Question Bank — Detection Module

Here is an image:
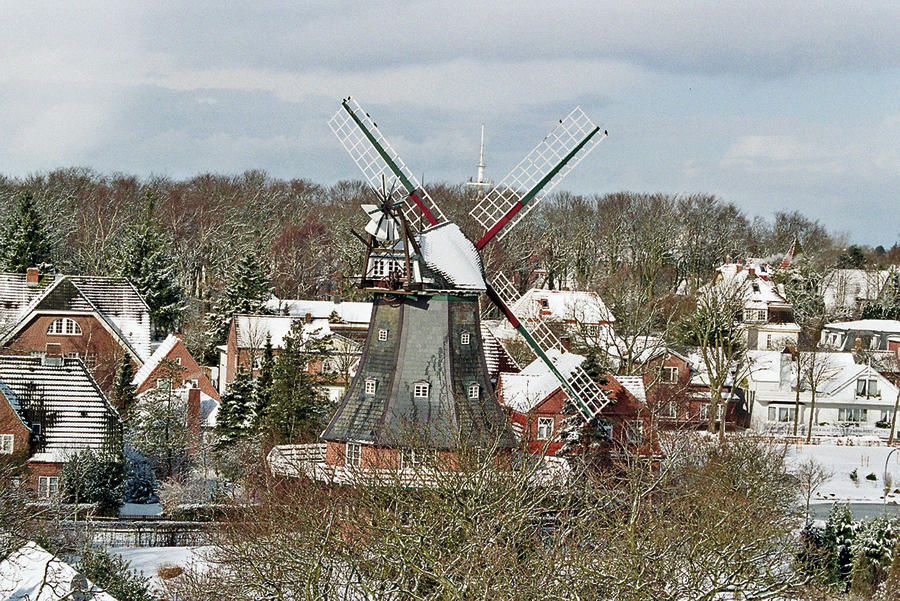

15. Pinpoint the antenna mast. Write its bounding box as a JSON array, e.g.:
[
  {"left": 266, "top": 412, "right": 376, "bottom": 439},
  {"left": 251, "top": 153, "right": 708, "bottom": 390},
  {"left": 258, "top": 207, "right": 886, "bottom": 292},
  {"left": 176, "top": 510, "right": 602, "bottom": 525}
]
[{"left": 467, "top": 124, "right": 491, "bottom": 199}]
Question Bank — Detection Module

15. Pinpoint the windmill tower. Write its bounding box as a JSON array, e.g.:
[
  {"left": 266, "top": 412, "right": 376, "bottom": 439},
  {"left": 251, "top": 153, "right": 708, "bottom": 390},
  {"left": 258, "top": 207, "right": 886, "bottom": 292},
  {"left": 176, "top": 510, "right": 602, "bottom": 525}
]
[{"left": 321, "top": 98, "right": 610, "bottom": 475}]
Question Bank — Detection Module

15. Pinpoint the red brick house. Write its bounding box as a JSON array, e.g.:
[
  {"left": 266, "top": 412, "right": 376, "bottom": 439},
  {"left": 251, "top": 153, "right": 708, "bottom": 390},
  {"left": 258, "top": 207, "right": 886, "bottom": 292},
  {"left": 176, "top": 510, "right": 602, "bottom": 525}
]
[
  {"left": 0, "top": 270, "right": 152, "bottom": 392},
  {"left": 497, "top": 352, "right": 657, "bottom": 458},
  {"left": 133, "top": 333, "right": 219, "bottom": 400},
  {"left": 0, "top": 355, "right": 120, "bottom": 495}
]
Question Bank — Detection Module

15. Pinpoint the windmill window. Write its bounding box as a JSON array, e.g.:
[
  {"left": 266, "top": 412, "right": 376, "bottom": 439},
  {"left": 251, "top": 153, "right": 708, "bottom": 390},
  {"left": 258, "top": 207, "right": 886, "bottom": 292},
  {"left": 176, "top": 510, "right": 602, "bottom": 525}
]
[
  {"left": 38, "top": 476, "right": 59, "bottom": 498},
  {"left": 346, "top": 443, "right": 361, "bottom": 468},
  {"left": 365, "top": 378, "right": 377, "bottom": 395},
  {"left": 536, "top": 417, "right": 554, "bottom": 440},
  {"left": 413, "top": 382, "right": 430, "bottom": 399},
  {"left": 467, "top": 384, "right": 480, "bottom": 400},
  {"left": 47, "top": 318, "right": 82, "bottom": 336},
  {"left": 460, "top": 331, "right": 470, "bottom": 345},
  {"left": 371, "top": 259, "right": 385, "bottom": 278},
  {"left": 0, "top": 434, "right": 13, "bottom": 454},
  {"left": 378, "top": 328, "right": 388, "bottom": 342}
]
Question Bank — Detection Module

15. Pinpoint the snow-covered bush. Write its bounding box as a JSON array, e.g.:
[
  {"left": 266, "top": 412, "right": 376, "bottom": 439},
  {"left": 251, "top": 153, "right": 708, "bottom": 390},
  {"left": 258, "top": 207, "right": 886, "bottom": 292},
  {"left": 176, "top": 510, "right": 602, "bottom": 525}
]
[{"left": 61, "top": 450, "right": 125, "bottom": 516}]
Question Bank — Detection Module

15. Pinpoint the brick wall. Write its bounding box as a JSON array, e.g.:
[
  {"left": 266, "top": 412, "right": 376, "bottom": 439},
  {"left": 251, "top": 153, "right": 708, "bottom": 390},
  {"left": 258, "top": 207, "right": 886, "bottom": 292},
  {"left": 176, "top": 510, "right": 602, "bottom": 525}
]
[
  {"left": 136, "top": 337, "right": 219, "bottom": 400},
  {"left": 0, "top": 389, "right": 31, "bottom": 456}
]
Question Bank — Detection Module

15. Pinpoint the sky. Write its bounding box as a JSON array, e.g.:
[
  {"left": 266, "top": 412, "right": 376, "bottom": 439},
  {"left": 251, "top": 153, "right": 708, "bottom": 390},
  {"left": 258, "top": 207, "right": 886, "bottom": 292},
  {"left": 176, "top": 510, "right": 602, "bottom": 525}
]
[{"left": 0, "top": 1, "right": 897, "bottom": 245}]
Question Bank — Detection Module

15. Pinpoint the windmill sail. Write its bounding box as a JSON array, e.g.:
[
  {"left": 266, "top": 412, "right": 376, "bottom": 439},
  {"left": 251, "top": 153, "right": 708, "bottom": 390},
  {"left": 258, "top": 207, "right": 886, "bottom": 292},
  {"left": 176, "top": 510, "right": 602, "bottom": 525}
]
[
  {"left": 470, "top": 107, "right": 606, "bottom": 249},
  {"left": 329, "top": 98, "right": 445, "bottom": 231},
  {"left": 489, "top": 273, "right": 612, "bottom": 423}
]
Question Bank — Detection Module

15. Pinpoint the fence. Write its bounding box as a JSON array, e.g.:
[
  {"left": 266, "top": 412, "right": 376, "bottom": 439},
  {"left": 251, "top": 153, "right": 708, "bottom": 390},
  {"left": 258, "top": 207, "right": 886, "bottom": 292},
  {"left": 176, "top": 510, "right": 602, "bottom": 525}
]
[{"left": 61, "top": 519, "right": 208, "bottom": 547}]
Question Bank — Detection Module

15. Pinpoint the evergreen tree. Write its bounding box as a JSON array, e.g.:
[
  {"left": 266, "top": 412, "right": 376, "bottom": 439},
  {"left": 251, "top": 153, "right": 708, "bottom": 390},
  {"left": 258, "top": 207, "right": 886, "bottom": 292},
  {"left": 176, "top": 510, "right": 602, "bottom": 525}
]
[
  {"left": 216, "top": 367, "right": 256, "bottom": 448},
  {"left": 110, "top": 354, "right": 138, "bottom": 418},
  {"left": 262, "top": 320, "right": 332, "bottom": 443},
  {"left": 61, "top": 449, "right": 126, "bottom": 516},
  {"left": 837, "top": 245, "right": 866, "bottom": 269},
  {"left": 1, "top": 191, "right": 53, "bottom": 272},
  {"left": 252, "top": 334, "right": 275, "bottom": 430},
  {"left": 77, "top": 545, "right": 154, "bottom": 601},
  {"left": 849, "top": 550, "right": 876, "bottom": 598},
  {"left": 117, "top": 194, "right": 184, "bottom": 334},
  {"left": 205, "top": 253, "right": 273, "bottom": 356}
]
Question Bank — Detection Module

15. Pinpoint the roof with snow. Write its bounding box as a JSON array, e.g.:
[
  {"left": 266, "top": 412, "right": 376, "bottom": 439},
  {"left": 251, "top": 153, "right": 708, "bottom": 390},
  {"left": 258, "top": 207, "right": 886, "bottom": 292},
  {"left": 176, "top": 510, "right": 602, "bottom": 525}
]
[
  {"left": 0, "top": 542, "right": 118, "bottom": 601},
  {"left": 0, "top": 355, "right": 118, "bottom": 462},
  {"left": 499, "top": 349, "right": 585, "bottom": 414},
  {"left": 266, "top": 298, "right": 373, "bottom": 325},
  {"left": 233, "top": 314, "right": 332, "bottom": 348},
  {"left": 708, "top": 260, "right": 791, "bottom": 309},
  {"left": 0, "top": 273, "right": 152, "bottom": 360},
  {"left": 510, "top": 288, "right": 615, "bottom": 325},
  {"left": 821, "top": 268, "right": 897, "bottom": 311},
  {"left": 824, "top": 319, "right": 900, "bottom": 334},
  {"left": 132, "top": 332, "right": 181, "bottom": 386},
  {"left": 616, "top": 375, "right": 647, "bottom": 404},
  {"left": 746, "top": 350, "right": 882, "bottom": 395},
  {"left": 417, "top": 222, "right": 486, "bottom": 291}
]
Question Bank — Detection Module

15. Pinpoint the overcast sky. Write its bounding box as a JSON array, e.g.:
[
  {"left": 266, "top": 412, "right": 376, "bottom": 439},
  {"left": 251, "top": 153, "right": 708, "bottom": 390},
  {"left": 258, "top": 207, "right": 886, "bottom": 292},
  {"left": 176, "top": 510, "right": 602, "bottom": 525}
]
[{"left": 1, "top": 1, "right": 897, "bottom": 244}]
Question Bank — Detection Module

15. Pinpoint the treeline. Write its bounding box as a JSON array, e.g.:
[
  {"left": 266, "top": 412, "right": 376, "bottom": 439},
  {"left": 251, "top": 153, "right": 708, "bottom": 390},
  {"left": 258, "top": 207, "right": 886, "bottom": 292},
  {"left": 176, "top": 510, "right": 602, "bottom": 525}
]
[{"left": 0, "top": 168, "right": 895, "bottom": 356}]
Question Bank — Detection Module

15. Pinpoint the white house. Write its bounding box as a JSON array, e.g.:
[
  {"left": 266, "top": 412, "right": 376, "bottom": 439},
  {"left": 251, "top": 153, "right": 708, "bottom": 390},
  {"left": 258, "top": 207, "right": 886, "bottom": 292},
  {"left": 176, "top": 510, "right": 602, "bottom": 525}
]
[
  {"left": 744, "top": 350, "right": 900, "bottom": 436},
  {"left": 820, "top": 319, "right": 900, "bottom": 354},
  {"left": 706, "top": 259, "right": 801, "bottom": 351},
  {"left": 508, "top": 288, "right": 616, "bottom": 345},
  {"left": 821, "top": 268, "right": 898, "bottom": 314}
]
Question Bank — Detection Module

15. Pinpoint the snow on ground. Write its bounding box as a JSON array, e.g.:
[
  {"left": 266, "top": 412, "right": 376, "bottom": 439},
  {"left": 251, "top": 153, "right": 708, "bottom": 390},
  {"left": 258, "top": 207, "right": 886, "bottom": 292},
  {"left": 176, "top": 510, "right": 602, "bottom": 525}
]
[
  {"left": 109, "top": 546, "right": 212, "bottom": 591},
  {"left": 118, "top": 502, "right": 163, "bottom": 518},
  {"left": 787, "top": 442, "right": 900, "bottom": 504}
]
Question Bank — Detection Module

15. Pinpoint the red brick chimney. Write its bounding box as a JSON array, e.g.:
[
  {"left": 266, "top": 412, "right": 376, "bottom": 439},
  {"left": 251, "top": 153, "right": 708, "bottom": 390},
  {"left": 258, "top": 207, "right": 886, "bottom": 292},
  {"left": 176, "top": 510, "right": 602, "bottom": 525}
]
[
  {"left": 187, "top": 388, "right": 201, "bottom": 438},
  {"left": 26, "top": 267, "right": 39, "bottom": 286}
]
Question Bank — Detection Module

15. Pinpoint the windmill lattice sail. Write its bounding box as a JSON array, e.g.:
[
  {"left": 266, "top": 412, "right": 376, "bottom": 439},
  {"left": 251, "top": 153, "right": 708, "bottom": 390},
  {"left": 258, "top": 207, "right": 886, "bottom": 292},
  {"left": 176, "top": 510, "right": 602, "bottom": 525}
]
[
  {"left": 470, "top": 107, "right": 606, "bottom": 245},
  {"left": 329, "top": 98, "right": 446, "bottom": 230},
  {"left": 492, "top": 273, "right": 612, "bottom": 422}
]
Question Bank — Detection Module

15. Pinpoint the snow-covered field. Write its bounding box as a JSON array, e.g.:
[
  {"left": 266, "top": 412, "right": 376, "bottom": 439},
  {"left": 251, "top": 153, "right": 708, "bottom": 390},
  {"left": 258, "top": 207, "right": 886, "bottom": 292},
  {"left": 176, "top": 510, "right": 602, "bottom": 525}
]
[
  {"left": 787, "top": 443, "right": 900, "bottom": 504},
  {"left": 109, "top": 545, "right": 212, "bottom": 591}
]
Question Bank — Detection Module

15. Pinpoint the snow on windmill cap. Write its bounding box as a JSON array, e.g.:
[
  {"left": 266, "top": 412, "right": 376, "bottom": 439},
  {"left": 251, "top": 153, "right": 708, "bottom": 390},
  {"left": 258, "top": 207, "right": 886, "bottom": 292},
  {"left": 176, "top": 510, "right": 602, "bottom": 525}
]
[{"left": 418, "top": 222, "right": 486, "bottom": 292}]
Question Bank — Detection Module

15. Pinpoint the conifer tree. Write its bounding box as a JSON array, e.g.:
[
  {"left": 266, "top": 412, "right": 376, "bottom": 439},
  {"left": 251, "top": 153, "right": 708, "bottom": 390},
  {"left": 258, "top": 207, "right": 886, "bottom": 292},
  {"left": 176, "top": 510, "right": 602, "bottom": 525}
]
[
  {"left": 206, "top": 253, "right": 273, "bottom": 354},
  {"left": 252, "top": 334, "right": 275, "bottom": 431},
  {"left": 111, "top": 354, "right": 138, "bottom": 418},
  {"left": 262, "top": 320, "right": 332, "bottom": 443},
  {"left": 117, "top": 194, "right": 184, "bottom": 335},
  {"left": 215, "top": 367, "right": 256, "bottom": 448},
  {"left": 1, "top": 191, "right": 53, "bottom": 272}
]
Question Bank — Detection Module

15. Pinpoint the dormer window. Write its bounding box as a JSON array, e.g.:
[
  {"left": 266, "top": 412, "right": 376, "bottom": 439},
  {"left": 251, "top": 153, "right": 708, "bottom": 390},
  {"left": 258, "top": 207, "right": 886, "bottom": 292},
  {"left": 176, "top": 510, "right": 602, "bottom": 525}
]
[
  {"left": 539, "top": 298, "right": 549, "bottom": 309},
  {"left": 856, "top": 378, "right": 879, "bottom": 398},
  {"left": 378, "top": 328, "right": 388, "bottom": 342},
  {"left": 365, "top": 378, "right": 377, "bottom": 395},
  {"left": 460, "top": 331, "right": 470, "bottom": 345},
  {"left": 751, "top": 283, "right": 760, "bottom": 293},
  {"left": 47, "top": 318, "right": 81, "bottom": 336},
  {"left": 413, "top": 382, "right": 430, "bottom": 399},
  {"left": 467, "top": 383, "right": 480, "bottom": 400}
]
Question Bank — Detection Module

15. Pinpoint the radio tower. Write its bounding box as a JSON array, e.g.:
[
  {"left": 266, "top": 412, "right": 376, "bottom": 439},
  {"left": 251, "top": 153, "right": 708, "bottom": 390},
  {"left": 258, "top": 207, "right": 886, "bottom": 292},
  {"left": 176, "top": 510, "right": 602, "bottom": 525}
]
[{"left": 466, "top": 124, "right": 490, "bottom": 199}]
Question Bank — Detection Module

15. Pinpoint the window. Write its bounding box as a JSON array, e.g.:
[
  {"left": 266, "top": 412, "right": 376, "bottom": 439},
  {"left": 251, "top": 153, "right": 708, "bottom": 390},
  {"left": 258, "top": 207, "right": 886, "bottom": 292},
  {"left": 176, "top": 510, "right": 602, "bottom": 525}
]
[
  {"left": 413, "top": 382, "right": 430, "bottom": 399},
  {"left": 401, "top": 448, "right": 434, "bottom": 469},
  {"left": 460, "top": 331, "right": 470, "bottom": 345},
  {"left": 536, "top": 417, "right": 554, "bottom": 440},
  {"left": 625, "top": 420, "right": 643, "bottom": 444},
  {"left": 776, "top": 407, "right": 796, "bottom": 423},
  {"left": 175, "top": 357, "right": 182, "bottom": 365},
  {"left": 467, "top": 383, "right": 480, "bottom": 400},
  {"left": 84, "top": 353, "right": 96, "bottom": 370},
  {"left": 659, "top": 401, "right": 677, "bottom": 418},
  {"left": 65, "top": 352, "right": 79, "bottom": 359},
  {"left": 586, "top": 324, "right": 601, "bottom": 338},
  {"left": 702, "top": 403, "right": 724, "bottom": 420},
  {"left": 365, "top": 378, "right": 377, "bottom": 395},
  {"left": 37, "top": 476, "right": 59, "bottom": 498},
  {"left": 742, "top": 309, "right": 767, "bottom": 323},
  {"left": 371, "top": 259, "right": 385, "bottom": 278},
  {"left": 46, "top": 318, "right": 82, "bottom": 336},
  {"left": 346, "top": 443, "right": 361, "bottom": 468},
  {"left": 188, "top": 379, "right": 199, "bottom": 389},
  {"left": 538, "top": 297, "right": 549, "bottom": 309},
  {"left": 661, "top": 366, "right": 678, "bottom": 384},
  {"left": 0, "top": 434, "right": 13, "bottom": 454},
  {"left": 378, "top": 328, "right": 388, "bottom": 342},
  {"left": 856, "top": 379, "right": 880, "bottom": 398},
  {"left": 881, "top": 410, "right": 893, "bottom": 423},
  {"left": 839, "top": 408, "right": 868, "bottom": 423},
  {"left": 600, "top": 423, "right": 613, "bottom": 440}
]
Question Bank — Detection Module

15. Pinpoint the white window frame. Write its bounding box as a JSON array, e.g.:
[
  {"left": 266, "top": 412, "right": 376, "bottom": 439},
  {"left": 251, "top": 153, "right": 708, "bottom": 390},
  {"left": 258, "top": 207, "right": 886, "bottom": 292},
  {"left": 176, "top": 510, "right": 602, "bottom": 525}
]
[
  {"left": 378, "top": 328, "right": 388, "bottom": 342},
  {"left": 839, "top": 407, "right": 868, "bottom": 423},
  {"left": 460, "top": 331, "right": 470, "bottom": 345},
  {"left": 346, "top": 443, "right": 361, "bottom": 468},
  {"left": 856, "top": 378, "right": 880, "bottom": 398},
  {"left": 371, "top": 258, "right": 385, "bottom": 278},
  {"left": 38, "top": 476, "right": 59, "bottom": 498},
  {"left": 659, "top": 400, "right": 677, "bottom": 418},
  {"left": 0, "top": 434, "right": 13, "bottom": 454},
  {"left": 364, "top": 378, "right": 377, "bottom": 395},
  {"left": 661, "top": 366, "right": 678, "bottom": 384},
  {"left": 467, "top": 383, "right": 480, "bottom": 400},
  {"left": 536, "top": 417, "right": 554, "bottom": 441},
  {"left": 47, "top": 318, "right": 82, "bottom": 336},
  {"left": 625, "top": 420, "right": 643, "bottom": 444},
  {"left": 413, "top": 382, "right": 430, "bottom": 399},
  {"left": 401, "top": 448, "right": 433, "bottom": 470}
]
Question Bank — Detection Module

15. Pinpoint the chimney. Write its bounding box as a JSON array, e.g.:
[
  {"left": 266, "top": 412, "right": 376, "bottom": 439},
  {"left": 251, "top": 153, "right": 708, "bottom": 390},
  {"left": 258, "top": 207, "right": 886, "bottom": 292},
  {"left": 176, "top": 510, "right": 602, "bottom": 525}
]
[
  {"left": 748, "top": 267, "right": 756, "bottom": 277},
  {"left": 187, "top": 388, "right": 202, "bottom": 437},
  {"left": 26, "top": 267, "right": 39, "bottom": 286},
  {"left": 855, "top": 337, "right": 863, "bottom": 352},
  {"left": 305, "top": 312, "right": 312, "bottom": 324},
  {"left": 736, "top": 263, "right": 743, "bottom": 273}
]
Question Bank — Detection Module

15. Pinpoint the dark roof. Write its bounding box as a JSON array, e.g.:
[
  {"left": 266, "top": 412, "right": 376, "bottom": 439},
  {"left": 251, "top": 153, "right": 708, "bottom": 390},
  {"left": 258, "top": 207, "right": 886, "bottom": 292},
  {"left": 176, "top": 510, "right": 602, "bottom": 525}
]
[
  {"left": 322, "top": 294, "right": 515, "bottom": 449},
  {"left": 0, "top": 356, "right": 118, "bottom": 461},
  {"left": 0, "top": 273, "right": 152, "bottom": 360}
]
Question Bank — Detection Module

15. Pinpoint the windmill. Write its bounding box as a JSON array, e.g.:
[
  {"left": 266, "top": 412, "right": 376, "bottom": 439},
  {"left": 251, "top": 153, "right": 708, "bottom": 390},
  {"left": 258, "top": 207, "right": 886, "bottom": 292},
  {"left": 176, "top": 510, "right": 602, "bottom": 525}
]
[{"left": 321, "top": 97, "right": 611, "bottom": 471}]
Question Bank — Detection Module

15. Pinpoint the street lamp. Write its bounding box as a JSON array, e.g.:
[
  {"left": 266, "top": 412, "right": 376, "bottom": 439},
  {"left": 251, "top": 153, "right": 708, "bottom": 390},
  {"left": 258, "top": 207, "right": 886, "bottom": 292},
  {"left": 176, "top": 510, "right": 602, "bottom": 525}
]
[{"left": 884, "top": 447, "right": 899, "bottom": 511}]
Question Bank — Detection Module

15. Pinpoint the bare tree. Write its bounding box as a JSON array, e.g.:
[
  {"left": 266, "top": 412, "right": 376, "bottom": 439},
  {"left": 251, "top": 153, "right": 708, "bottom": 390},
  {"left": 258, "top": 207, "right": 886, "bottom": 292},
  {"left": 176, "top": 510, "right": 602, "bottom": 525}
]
[
  {"left": 804, "top": 350, "right": 842, "bottom": 443},
  {"left": 794, "top": 457, "right": 833, "bottom": 523}
]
